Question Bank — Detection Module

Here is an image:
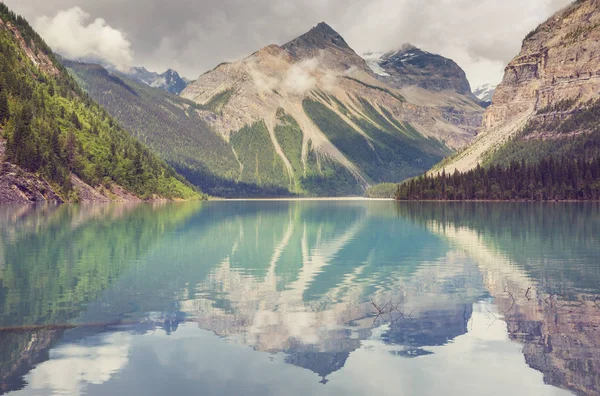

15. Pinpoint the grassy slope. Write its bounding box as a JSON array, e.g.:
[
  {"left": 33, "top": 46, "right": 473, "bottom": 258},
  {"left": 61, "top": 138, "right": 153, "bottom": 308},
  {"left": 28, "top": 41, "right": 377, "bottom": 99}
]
[
  {"left": 303, "top": 98, "right": 449, "bottom": 184},
  {"left": 230, "top": 121, "right": 290, "bottom": 189}
]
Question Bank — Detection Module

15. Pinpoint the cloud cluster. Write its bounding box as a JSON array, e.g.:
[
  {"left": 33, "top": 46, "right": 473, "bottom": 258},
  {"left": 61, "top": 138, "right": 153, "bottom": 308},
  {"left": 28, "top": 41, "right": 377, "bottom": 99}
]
[
  {"left": 7, "top": 0, "right": 572, "bottom": 87},
  {"left": 283, "top": 58, "right": 319, "bottom": 95},
  {"left": 247, "top": 53, "right": 342, "bottom": 97},
  {"left": 34, "top": 6, "right": 133, "bottom": 71}
]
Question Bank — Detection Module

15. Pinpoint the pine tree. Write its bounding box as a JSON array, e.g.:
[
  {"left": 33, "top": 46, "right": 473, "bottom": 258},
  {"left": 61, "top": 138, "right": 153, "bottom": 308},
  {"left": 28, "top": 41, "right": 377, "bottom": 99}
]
[{"left": 0, "top": 88, "right": 8, "bottom": 124}]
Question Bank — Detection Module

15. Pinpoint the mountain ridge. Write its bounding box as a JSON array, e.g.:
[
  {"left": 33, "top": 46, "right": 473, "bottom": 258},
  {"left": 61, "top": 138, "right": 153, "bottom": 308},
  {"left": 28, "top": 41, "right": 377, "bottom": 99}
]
[{"left": 179, "top": 22, "right": 482, "bottom": 195}]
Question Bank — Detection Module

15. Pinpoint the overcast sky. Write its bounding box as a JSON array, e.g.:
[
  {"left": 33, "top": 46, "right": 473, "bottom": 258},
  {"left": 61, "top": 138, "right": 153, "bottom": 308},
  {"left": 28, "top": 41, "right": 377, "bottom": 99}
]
[{"left": 4, "top": 0, "right": 572, "bottom": 87}]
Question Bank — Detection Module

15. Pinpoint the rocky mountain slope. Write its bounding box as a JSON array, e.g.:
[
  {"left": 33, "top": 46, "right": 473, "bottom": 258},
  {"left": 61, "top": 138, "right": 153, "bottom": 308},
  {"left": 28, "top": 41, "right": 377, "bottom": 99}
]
[
  {"left": 364, "top": 44, "right": 473, "bottom": 94},
  {"left": 180, "top": 23, "right": 483, "bottom": 195},
  {"left": 438, "top": 0, "right": 600, "bottom": 173},
  {"left": 113, "top": 66, "right": 189, "bottom": 95},
  {"left": 363, "top": 44, "right": 484, "bottom": 145},
  {"left": 0, "top": 4, "right": 199, "bottom": 203}
]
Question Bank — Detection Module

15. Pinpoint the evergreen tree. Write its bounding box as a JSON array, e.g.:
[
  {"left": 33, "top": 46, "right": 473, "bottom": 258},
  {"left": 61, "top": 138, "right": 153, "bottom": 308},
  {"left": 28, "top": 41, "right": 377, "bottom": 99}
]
[{"left": 0, "top": 88, "right": 8, "bottom": 124}]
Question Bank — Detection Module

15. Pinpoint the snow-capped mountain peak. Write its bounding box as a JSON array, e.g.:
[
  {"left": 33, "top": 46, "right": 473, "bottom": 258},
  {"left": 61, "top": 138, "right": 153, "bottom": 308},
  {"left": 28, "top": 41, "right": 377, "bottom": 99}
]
[{"left": 473, "top": 83, "right": 496, "bottom": 103}]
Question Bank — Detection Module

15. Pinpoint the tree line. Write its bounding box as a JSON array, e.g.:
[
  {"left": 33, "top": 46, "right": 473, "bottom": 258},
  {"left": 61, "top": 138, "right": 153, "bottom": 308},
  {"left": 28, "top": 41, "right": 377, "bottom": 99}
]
[{"left": 395, "top": 155, "right": 600, "bottom": 201}]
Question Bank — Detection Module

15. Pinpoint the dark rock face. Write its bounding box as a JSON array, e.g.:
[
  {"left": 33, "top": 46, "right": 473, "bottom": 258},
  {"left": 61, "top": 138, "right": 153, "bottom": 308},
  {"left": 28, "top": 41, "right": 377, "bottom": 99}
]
[
  {"left": 282, "top": 22, "right": 351, "bottom": 56},
  {"left": 162, "top": 69, "right": 188, "bottom": 95},
  {"left": 116, "top": 66, "right": 189, "bottom": 95},
  {"left": 281, "top": 22, "right": 371, "bottom": 73},
  {"left": 374, "top": 44, "right": 473, "bottom": 94}
]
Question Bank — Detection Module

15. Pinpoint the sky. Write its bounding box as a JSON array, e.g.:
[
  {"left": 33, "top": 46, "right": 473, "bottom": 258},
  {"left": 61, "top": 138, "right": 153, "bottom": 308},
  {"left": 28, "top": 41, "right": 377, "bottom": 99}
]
[{"left": 3, "top": 0, "right": 572, "bottom": 88}]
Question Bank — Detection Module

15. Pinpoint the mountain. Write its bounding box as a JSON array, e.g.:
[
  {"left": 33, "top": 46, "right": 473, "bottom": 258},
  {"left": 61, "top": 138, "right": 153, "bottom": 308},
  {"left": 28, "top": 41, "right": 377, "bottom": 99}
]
[
  {"left": 364, "top": 44, "right": 473, "bottom": 94},
  {"left": 473, "top": 83, "right": 496, "bottom": 103},
  {"left": 113, "top": 66, "right": 189, "bottom": 95},
  {"left": 438, "top": 0, "right": 600, "bottom": 174},
  {"left": 66, "top": 61, "right": 285, "bottom": 197},
  {"left": 0, "top": 4, "right": 199, "bottom": 203},
  {"left": 362, "top": 44, "right": 485, "bottom": 144},
  {"left": 179, "top": 23, "right": 482, "bottom": 195}
]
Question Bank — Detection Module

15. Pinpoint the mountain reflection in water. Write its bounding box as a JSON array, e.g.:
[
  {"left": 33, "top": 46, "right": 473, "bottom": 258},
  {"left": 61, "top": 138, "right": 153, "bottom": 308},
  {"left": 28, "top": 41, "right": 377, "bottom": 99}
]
[{"left": 0, "top": 201, "right": 598, "bottom": 395}]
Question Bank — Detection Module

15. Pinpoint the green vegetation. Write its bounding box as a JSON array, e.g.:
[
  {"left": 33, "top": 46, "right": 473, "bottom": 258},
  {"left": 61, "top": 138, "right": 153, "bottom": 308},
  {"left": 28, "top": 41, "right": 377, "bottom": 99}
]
[
  {"left": 394, "top": 156, "right": 600, "bottom": 201},
  {"left": 66, "top": 61, "right": 240, "bottom": 197},
  {"left": 200, "top": 88, "right": 236, "bottom": 114},
  {"left": 485, "top": 99, "right": 600, "bottom": 167},
  {"left": 365, "top": 183, "right": 397, "bottom": 198},
  {"left": 303, "top": 98, "right": 448, "bottom": 185},
  {"left": 303, "top": 98, "right": 379, "bottom": 173},
  {"left": 273, "top": 107, "right": 363, "bottom": 196},
  {"left": 0, "top": 4, "right": 199, "bottom": 200},
  {"left": 410, "top": 98, "right": 600, "bottom": 201},
  {"left": 301, "top": 142, "right": 363, "bottom": 196},
  {"left": 230, "top": 121, "right": 290, "bottom": 190},
  {"left": 274, "top": 108, "right": 303, "bottom": 192}
]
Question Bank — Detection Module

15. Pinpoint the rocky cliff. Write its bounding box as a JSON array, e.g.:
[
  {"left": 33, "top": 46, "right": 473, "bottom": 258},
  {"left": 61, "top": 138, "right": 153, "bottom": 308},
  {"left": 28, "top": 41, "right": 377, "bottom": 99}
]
[{"left": 439, "top": 0, "right": 600, "bottom": 173}]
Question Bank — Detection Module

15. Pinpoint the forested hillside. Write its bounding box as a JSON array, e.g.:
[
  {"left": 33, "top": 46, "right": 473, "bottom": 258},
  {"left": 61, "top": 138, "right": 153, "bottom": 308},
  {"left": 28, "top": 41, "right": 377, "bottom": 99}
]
[
  {"left": 393, "top": 156, "right": 600, "bottom": 201},
  {"left": 0, "top": 4, "right": 199, "bottom": 202},
  {"left": 67, "top": 61, "right": 298, "bottom": 197}
]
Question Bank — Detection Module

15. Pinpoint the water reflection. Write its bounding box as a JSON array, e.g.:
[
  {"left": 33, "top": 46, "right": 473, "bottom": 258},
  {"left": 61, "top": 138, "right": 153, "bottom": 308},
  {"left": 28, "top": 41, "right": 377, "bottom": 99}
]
[{"left": 0, "top": 201, "right": 598, "bottom": 395}]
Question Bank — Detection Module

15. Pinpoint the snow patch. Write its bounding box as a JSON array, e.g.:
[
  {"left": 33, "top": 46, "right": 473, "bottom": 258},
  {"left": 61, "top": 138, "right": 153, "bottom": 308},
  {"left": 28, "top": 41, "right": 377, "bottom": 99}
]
[
  {"left": 361, "top": 52, "right": 390, "bottom": 77},
  {"left": 473, "top": 84, "right": 496, "bottom": 102}
]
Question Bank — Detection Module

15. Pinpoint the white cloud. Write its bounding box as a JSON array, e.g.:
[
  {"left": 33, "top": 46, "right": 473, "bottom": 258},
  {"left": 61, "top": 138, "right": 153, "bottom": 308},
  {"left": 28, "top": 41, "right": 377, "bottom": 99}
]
[
  {"left": 27, "top": 332, "right": 132, "bottom": 396},
  {"left": 283, "top": 58, "right": 319, "bottom": 95},
  {"left": 34, "top": 7, "right": 133, "bottom": 72}
]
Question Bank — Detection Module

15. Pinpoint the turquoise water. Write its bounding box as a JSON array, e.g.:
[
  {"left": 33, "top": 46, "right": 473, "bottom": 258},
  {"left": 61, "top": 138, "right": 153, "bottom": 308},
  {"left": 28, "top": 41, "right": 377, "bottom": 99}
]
[{"left": 0, "top": 201, "right": 599, "bottom": 395}]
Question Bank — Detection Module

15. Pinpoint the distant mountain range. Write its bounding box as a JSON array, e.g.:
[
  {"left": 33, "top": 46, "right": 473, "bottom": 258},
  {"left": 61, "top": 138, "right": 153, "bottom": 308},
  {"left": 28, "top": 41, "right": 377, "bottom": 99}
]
[
  {"left": 108, "top": 65, "right": 190, "bottom": 95},
  {"left": 362, "top": 44, "right": 476, "bottom": 95}
]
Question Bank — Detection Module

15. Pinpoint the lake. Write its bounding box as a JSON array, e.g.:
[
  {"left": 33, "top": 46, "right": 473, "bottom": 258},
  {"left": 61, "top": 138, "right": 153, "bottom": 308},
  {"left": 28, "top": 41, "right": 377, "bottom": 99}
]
[{"left": 0, "top": 201, "right": 598, "bottom": 395}]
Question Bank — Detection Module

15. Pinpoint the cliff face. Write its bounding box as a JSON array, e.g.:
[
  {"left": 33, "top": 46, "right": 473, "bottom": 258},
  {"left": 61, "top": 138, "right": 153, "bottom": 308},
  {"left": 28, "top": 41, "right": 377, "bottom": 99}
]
[
  {"left": 485, "top": 0, "right": 600, "bottom": 130},
  {"left": 439, "top": 0, "right": 600, "bottom": 173}
]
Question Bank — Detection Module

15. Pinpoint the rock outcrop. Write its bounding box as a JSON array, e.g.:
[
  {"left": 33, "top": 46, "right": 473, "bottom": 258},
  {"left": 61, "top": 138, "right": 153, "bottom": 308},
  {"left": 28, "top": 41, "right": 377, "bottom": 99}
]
[
  {"left": 367, "top": 44, "right": 474, "bottom": 94},
  {"left": 439, "top": 0, "right": 600, "bottom": 173},
  {"left": 0, "top": 139, "right": 142, "bottom": 204}
]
